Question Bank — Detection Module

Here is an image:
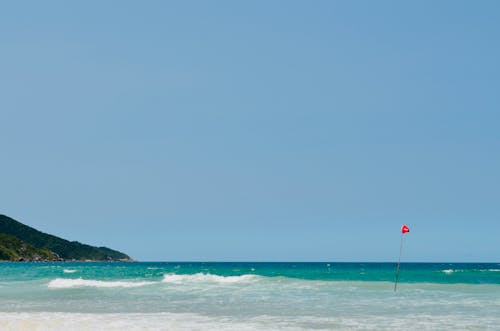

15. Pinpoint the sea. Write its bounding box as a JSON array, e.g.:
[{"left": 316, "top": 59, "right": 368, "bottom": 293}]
[{"left": 0, "top": 262, "right": 499, "bottom": 330}]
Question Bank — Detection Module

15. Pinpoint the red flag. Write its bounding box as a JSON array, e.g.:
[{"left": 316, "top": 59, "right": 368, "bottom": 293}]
[{"left": 401, "top": 225, "right": 410, "bottom": 234}]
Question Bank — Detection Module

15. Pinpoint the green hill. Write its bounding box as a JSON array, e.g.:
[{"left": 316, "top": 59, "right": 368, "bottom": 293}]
[
  {"left": 0, "top": 214, "right": 132, "bottom": 261},
  {"left": 0, "top": 233, "right": 58, "bottom": 261}
]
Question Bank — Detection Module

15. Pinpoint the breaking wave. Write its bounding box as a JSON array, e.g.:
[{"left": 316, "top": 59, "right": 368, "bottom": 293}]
[
  {"left": 63, "top": 269, "right": 78, "bottom": 274},
  {"left": 48, "top": 278, "right": 155, "bottom": 289},
  {"left": 162, "top": 273, "right": 261, "bottom": 284},
  {"left": 442, "top": 269, "right": 500, "bottom": 274},
  {"left": 49, "top": 273, "right": 262, "bottom": 289}
]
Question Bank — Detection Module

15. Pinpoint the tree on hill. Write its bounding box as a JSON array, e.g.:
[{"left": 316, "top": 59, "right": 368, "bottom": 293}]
[{"left": 0, "top": 214, "right": 131, "bottom": 261}]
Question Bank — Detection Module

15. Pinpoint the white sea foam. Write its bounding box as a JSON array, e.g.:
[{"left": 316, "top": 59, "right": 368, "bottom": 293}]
[
  {"left": 63, "top": 269, "right": 78, "bottom": 274},
  {"left": 48, "top": 278, "right": 155, "bottom": 289},
  {"left": 162, "top": 273, "right": 260, "bottom": 284},
  {"left": 442, "top": 269, "right": 500, "bottom": 274},
  {"left": 0, "top": 311, "right": 499, "bottom": 331},
  {"left": 0, "top": 312, "right": 310, "bottom": 331}
]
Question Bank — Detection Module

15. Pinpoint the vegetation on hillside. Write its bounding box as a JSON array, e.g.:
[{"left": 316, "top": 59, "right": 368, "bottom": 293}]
[
  {"left": 0, "top": 233, "right": 57, "bottom": 261},
  {"left": 0, "top": 214, "right": 131, "bottom": 261}
]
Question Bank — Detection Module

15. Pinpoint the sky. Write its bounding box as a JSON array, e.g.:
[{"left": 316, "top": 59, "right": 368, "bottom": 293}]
[{"left": 1, "top": 1, "right": 499, "bottom": 262}]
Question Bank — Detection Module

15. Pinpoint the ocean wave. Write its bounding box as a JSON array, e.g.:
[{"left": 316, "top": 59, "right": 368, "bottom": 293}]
[
  {"left": 1, "top": 311, "right": 498, "bottom": 331},
  {"left": 63, "top": 269, "right": 78, "bottom": 274},
  {"left": 442, "top": 269, "right": 500, "bottom": 274},
  {"left": 162, "top": 273, "right": 261, "bottom": 284},
  {"left": 48, "top": 278, "right": 155, "bottom": 289}
]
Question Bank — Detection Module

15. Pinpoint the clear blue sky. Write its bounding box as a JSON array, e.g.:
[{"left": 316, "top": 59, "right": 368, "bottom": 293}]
[{"left": 1, "top": 1, "right": 499, "bottom": 262}]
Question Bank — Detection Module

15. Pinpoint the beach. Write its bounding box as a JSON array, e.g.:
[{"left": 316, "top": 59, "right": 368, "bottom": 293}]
[{"left": 0, "top": 262, "right": 499, "bottom": 330}]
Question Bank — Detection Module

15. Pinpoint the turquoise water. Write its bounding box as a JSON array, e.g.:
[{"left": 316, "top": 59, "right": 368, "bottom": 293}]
[{"left": 1, "top": 262, "right": 499, "bottom": 330}]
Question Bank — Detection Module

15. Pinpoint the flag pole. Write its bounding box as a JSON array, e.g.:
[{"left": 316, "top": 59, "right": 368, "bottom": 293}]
[{"left": 394, "top": 232, "right": 404, "bottom": 292}]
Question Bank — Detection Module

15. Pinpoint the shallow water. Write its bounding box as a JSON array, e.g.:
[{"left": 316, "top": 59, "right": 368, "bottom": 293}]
[{"left": 0, "top": 262, "right": 499, "bottom": 330}]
